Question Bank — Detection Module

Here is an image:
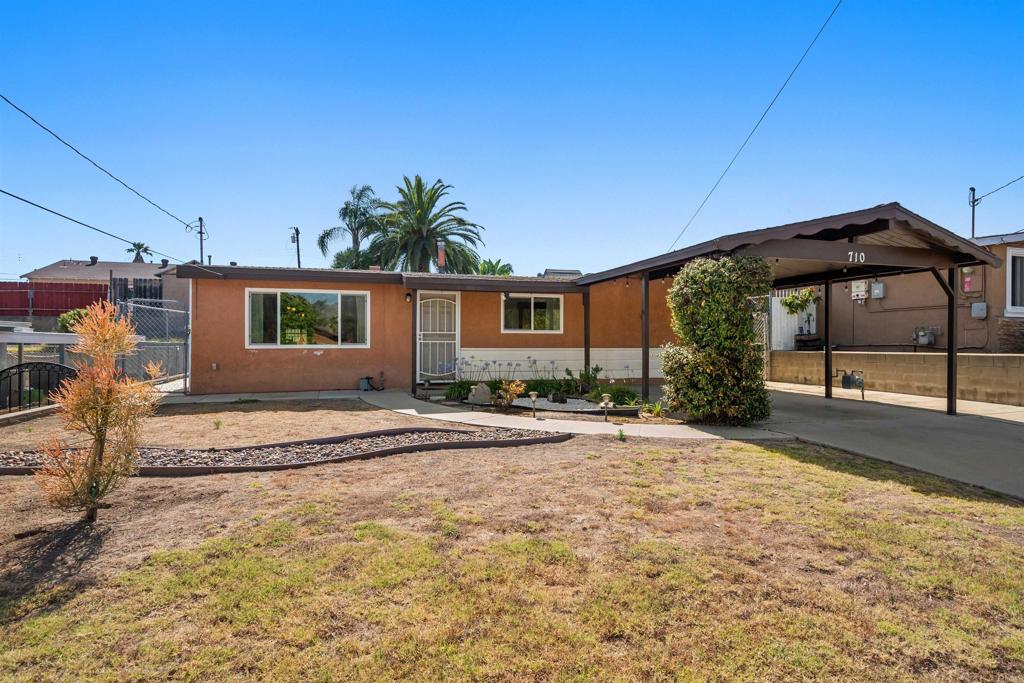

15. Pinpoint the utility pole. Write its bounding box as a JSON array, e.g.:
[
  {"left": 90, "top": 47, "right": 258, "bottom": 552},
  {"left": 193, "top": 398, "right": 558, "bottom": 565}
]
[
  {"left": 290, "top": 227, "right": 302, "bottom": 268},
  {"left": 969, "top": 187, "right": 978, "bottom": 239}
]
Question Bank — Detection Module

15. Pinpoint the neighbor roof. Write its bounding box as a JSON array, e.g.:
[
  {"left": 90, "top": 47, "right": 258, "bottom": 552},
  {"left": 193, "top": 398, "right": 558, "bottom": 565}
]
[
  {"left": 21, "top": 259, "right": 166, "bottom": 281},
  {"left": 577, "top": 202, "right": 1000, "bottom": 286},
  {"left": 971, "top": 231, "right": 1024, "bottom": 247}
]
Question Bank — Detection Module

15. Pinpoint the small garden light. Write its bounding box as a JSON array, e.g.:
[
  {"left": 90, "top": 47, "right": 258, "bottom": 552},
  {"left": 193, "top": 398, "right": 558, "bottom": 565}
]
[
  {"left": 528, "top": 391, "right": 539, "bottom": 418},
  {"left": 600, "top": 393, "right": 614, "bottom": 422}
]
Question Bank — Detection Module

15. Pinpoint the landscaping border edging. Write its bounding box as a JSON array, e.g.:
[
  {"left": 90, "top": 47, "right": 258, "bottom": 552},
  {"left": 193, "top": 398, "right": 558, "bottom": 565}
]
[{"left": 0, "top": 427, "right": 573, "bottom": 477}]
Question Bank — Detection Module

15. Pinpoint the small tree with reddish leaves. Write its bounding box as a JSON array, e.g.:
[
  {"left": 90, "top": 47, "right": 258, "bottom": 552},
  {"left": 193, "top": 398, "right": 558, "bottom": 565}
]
[{"left": 35, "top": 301, "right": 159, "bottom": 522}]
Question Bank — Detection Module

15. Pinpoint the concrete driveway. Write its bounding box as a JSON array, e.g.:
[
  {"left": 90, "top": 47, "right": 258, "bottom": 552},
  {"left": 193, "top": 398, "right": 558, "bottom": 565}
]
[{"left": 767, "top": 389, "right": 1024, "bottom": 499}]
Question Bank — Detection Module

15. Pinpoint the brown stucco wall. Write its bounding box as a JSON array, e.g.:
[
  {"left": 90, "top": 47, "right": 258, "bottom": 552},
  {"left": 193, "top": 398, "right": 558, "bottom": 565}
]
[
  {"left": 826, "top": 243, "right": 1021, "bottom": 353},
  {"left": 588, "top": 276, "right": 675, "bottom": 348},
  {"left": 458, "top": 291, "right": 584, "bottom": 348},
  {"left": 189, "top": 278, "right": 412, "bottom": 394},
  {"left": 770, "top": 350, "right": 1024, "bottom": 406}
]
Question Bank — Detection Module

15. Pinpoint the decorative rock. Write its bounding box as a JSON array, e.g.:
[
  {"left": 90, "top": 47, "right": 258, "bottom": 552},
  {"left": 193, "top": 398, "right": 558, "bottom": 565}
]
[
  {"left": 547, "top": 390, "right": 568, "bottom": 404},
  {"left": 1, "top": 427, "right": 558, "bottom": 470},
  {"left": 468, "top": 382, "right": 492, "bottom": 405}
]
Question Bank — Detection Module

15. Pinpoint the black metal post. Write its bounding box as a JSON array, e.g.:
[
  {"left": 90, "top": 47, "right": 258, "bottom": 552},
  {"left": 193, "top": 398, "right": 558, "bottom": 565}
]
[
  {"left": 969, "top": 187, "right": 977, "bottom": 239},
  {"left": 641, "top": 271, "right": 650, "bottom": 403},
  {"left": 947, "top": 267, "right": 958, "bottom": 415},
  {"left": 824, "top": 280, "right": 832, "bottom": 399},
  {"left": 582, "top": 289, "right": 591, "bottom": 373}
]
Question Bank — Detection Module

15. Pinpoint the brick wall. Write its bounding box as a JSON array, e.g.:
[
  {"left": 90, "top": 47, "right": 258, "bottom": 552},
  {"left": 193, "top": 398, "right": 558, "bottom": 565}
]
[{"left": 770, "top": 351, "right": 1024, "bottom": 407}]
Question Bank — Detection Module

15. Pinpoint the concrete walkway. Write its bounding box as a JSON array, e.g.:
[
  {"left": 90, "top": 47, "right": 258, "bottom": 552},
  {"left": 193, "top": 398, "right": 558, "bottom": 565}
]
[
  {"left": 160, "top": 384, "right": 1024, "bottom": 498},
  {"left": 765, "top": 384, "right": 1024, "bottom": 499}
]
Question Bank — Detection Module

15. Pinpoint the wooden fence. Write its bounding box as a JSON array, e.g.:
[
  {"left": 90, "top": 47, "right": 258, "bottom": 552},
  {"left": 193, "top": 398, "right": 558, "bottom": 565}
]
[{"left": 0, "top": 282, "right": 108, "bottom": 317}]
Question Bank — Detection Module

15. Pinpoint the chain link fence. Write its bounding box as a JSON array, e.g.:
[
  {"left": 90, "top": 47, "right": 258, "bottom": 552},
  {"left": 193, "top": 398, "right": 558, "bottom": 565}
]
[{"left": 115, "top": 299, "right": 189, "bottom": 386}]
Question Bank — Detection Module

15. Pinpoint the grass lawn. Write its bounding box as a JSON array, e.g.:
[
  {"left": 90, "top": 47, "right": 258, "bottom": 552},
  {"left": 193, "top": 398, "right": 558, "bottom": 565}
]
[{"left": 2, "top": 427, "right": 1023, "bottom": 680}]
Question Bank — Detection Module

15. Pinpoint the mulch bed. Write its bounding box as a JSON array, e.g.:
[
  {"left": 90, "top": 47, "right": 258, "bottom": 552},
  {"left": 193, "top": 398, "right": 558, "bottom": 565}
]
[{"left": 0, "top": 427, "right": 568, "bottom": 475}]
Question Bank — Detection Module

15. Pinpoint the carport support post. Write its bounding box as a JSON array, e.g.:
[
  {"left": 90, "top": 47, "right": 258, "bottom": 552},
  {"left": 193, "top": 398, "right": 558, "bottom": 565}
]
[
  {"left": 946, "top": 268, "right": 958, "bottom": 415},
  {"left": 823, "top": 280, "right": 832, "bottom": 399},
  {"left": 410, "top": 289, "right": 418, "bottom": 395},
  {"left": 582, "top": 289, "right": 591, "bottom": 374},
  {"left": 641, "top": 271, "right": 650, "bottom": 403}
]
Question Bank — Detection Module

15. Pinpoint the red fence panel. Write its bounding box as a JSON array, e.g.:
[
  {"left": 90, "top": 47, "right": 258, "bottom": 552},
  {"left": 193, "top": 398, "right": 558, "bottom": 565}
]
[{"left": 0, "top": 282, "right": 109, "bottom": 317}]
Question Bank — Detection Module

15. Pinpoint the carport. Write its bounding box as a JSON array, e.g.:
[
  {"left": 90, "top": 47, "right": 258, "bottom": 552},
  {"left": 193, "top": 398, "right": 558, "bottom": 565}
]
[{"left": 577, "top": 203, "right": 1001, "bottom": 415}]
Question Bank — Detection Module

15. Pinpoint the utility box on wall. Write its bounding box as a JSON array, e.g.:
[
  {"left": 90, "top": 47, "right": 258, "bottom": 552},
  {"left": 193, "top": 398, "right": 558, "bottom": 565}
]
[
  {"left": 850, "top": 280, "right": 868, "bottom": 301},
  {"left": 870, "top": 282, "right": 886, "bottom": 299}
]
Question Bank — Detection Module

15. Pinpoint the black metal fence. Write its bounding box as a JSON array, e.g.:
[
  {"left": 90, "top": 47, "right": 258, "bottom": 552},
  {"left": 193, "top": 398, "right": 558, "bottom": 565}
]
[{"left": 0, "top": 362, "right": 77, "bottom": 413}]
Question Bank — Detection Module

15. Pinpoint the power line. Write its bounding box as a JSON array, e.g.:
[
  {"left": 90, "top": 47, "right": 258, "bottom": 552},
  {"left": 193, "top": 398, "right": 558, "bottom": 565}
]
[
  {"left": 667, "top": 0, "right": 843, "bottom": 251},
  {"left": 976, "top": 173, "right": 1024, "bottom": 202},
  {"left": 0, "top": 188, "right": 188, "bottom": 263},
  {"left": 0, "top": 93, "right": 192, "bottom": 228}
]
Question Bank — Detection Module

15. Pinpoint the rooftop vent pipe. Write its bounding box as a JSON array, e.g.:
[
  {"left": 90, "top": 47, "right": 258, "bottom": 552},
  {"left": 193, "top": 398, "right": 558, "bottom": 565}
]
[{"left": 87, "top": 256, "right": 98, "bottom": 266}]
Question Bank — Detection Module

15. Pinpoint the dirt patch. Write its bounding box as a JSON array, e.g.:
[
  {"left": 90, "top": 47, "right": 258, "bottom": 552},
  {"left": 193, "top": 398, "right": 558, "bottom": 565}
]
[{"left": 0, "top": 399, "right": 442, "bottom": 451}]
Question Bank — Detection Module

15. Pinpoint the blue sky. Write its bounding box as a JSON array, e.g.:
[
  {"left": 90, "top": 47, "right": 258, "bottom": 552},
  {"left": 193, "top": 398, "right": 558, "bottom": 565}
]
[{"left": 1, "top": 1, "right": 1021, "bottom": 278}]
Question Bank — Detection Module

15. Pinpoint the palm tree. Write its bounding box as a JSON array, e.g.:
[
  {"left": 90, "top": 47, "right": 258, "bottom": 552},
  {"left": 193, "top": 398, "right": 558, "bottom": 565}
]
[
  {"left": 318, "top": 185, "right": 381, "bottom": 269},
  {"left": 365, "top": 176, "right": 484, "bottom": 273},
  {"left": 125, "top": 242, "right": 153, "bottom": 263},
  {"left": 477, "top": 258, "right": 513, "bottom": 276}
]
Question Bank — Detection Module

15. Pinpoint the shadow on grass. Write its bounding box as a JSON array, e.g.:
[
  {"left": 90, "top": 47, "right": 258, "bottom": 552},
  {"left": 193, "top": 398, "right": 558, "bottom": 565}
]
[
  {"left": 741, "top": 439, "right": 1024, "bottom": 507},
  {"left": 0, "top": 519, "right": 108, "bottom": 622}
]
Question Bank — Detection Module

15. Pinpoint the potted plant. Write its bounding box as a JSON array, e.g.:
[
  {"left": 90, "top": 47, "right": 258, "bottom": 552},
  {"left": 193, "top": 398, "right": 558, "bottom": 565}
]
[{"left": 779, "top": 287, "right": 821, "bottom": 343}]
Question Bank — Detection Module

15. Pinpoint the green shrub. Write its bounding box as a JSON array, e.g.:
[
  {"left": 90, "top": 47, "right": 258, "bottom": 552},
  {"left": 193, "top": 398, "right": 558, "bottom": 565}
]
[
  {"left": 57, "top": 307, "right": 89, "bottom": 333},
  {"left": 444, "top": 380, "right": 473, "bottom": 401},
  {"left": 588, "top": 385, "right": 638, "bottom": 406},
  {"left": 524, "top": 379, "right": 561, "bottom": 396},
  {"left": 662, "top": 256, "right": 772, "bottom": 426}
]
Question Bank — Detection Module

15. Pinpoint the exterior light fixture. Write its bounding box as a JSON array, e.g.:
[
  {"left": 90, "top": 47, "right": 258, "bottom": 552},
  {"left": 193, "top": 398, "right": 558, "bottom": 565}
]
[
  {"left": 599, "top": 393, "right": 614, "bottom": 422},
  {"left": 405, "top": 292, "right": 412, "bottom": 303},
  {"left": 528, "top": 391, "right": 539, "bottom": 418}
]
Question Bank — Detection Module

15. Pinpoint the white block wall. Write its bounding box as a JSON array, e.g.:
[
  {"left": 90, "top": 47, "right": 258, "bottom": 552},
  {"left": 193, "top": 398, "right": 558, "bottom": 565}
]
[{"left": 458, "top": 347, "right": 663, "bottom": 382}]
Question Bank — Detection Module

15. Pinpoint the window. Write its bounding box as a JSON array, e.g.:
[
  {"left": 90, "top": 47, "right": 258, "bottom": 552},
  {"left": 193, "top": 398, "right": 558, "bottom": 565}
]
[
  {"left": 502, "top": 294, "right": 562, "bottom": 333},
  {"left": 1008, "top": 247, "right": 1024, "bottom": 316},
  {"left": 246, "top": 289, "right": 369, "bottom": 347}
]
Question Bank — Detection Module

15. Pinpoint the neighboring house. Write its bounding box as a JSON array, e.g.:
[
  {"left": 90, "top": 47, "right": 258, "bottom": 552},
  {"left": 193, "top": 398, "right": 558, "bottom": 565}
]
[
  {"left": 808, "top": 232, "right": 1024, "bottom": 353},
  {"left": 177, "top": 202, "right": 999, "bottom": 396},
  {"left": 20, "top": 256, "right": 167, "bottom": 283}
]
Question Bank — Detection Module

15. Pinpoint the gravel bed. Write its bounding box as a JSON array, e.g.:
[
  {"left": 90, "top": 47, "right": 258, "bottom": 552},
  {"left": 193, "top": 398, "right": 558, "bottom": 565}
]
[{"left": 0, "top": 427, "right": 558, "bottom": 469}]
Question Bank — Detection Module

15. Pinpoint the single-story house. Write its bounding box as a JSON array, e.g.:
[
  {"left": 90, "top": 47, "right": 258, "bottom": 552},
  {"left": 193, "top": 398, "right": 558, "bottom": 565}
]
[{"left": 177, "top": 202, "right": 1001, "bottom": 414}]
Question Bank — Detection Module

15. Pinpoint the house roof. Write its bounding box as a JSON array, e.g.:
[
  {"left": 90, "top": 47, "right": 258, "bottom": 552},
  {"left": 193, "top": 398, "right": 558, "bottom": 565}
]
[
  {"left": 175, "top": 265, "right": 586, "bottom": 293},
  {"left": 21, "top": 259, "right": 166, "bottom": 281},
  {"left": 971, "top": 231, "right": 1024, "bottom": 247},
  {"left": 577, "top": 202, "right": 1001, "bottom": 287}
]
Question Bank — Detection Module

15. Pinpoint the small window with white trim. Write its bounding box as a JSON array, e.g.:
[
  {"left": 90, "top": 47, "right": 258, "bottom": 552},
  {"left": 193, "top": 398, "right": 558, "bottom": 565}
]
[
  {"left": 246, "top": 289, "right": 369, "bottom": 347},
  {"left": 502, "top": 294, "right": 562, "bottom": 333},
  {"left": 1008, "top": 247, "right": 1024, "bottom": 316}
]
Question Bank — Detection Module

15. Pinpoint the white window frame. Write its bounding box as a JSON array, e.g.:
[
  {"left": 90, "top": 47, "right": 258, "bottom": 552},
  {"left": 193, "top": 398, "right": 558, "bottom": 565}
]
[
  {"left": 1007, "top": 247, "right": 1024, "bottom": 317},
  {"left": 244, "top": 287, "right": 371, "bottom": 349},
  {"left": 500, "top": 293, "right": 564, "bottom": 334}
]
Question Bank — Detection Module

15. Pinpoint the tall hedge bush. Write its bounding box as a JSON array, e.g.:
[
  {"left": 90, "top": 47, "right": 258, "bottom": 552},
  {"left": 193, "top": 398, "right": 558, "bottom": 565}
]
[{"left": 661, "top": 256, "right": 772, "bottom": 425}]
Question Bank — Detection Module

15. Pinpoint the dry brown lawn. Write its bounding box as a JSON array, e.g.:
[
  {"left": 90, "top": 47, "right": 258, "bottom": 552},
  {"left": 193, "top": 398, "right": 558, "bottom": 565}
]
[
  {"left": 0, "top": 398, "right": 441, "bottom": 451},
  {"left": 1, "top": 404, "right": 1023, "bottom": 681}
]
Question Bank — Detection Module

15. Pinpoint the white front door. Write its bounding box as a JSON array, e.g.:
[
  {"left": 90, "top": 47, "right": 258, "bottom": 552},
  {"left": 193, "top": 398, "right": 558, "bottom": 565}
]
[{"left": 417, "top": 292, "right": 458, "bottom": 383}]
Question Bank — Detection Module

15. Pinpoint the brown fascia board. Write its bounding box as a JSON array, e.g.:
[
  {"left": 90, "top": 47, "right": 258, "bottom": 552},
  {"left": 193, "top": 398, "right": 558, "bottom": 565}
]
[
  {"left": 402, "top": 274, "right": 585, "bottom": 293},
  {"left": 576, "top": 202, "right": 999, "bottom": 285}
]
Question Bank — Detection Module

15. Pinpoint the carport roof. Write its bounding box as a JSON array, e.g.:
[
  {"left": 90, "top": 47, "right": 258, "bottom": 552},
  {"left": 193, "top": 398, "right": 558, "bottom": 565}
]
[{"left": 577, "top": 202, "right": 1001, "bottom": 287}]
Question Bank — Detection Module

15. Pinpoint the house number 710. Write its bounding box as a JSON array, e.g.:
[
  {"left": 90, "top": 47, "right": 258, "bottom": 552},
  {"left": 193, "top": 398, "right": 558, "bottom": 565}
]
[{"left": 847, "top": 251, "right": 866, "bottom": 263}]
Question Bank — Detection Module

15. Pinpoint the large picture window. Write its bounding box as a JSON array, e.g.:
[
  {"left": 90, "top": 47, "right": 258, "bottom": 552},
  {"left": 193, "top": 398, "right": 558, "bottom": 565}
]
[
  {"left": 1008, "top": 247, "right": 1024, "bottom": 316},
  {"left": 246, "top": 289, "right": 369, "bottom": 347},
  {"left": 502, "top": 294, "right": 562, "bottom": 333}
]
